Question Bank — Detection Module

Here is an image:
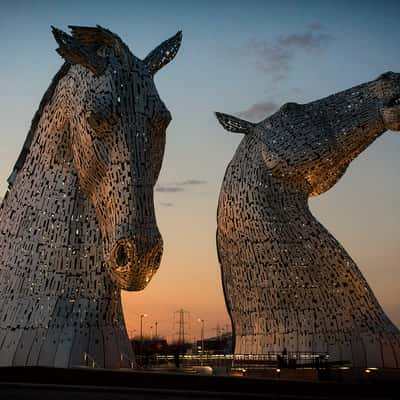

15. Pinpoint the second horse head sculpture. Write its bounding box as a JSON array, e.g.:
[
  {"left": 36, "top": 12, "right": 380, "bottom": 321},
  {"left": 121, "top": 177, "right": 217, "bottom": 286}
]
[{"left": 216, "top": 71, "right": 400, "bottom": 367}]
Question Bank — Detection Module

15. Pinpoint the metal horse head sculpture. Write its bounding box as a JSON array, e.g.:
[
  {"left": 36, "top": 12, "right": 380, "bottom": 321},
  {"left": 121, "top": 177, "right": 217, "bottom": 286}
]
[
  {"left": 217, "top": 71, "right": 400, "bottom": 196},
  {"left": 0, "top": 26, "right": 181, "bottom": 368},
  {"left": 51, "top": 26, "right": 182, "bottom": 290},
  {"left": 216, "top": 72, "right": 400, "bottom": 367}
]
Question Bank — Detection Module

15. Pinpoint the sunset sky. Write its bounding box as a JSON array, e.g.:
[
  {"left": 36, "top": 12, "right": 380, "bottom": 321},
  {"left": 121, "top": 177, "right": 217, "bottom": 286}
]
[{"left": 0, "top": 0, "right": 399, "bottom": 343}]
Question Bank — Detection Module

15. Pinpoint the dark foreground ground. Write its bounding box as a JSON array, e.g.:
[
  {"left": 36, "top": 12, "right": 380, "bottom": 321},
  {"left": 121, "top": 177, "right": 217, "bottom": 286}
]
[{"left": 0, "top": 367, "right": 398, "bottom": 400}]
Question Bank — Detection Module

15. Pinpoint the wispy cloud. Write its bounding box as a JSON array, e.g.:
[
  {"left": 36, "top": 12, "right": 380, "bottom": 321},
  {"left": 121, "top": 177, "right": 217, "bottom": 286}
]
[
  {"left": 156, "top": 179, "right": 207, "bottom": 193},
  {"left": 236, "top": 100, "right": 279, "bottom": 122},
  {"left": 277, "top": 23, "right": 332, "bottom": 51},
  {"left": 228, "top": 24, "right": 332, "bottom": 122},
  {"left": 226, "top": 23, "right": 333, "bottom": 82}
]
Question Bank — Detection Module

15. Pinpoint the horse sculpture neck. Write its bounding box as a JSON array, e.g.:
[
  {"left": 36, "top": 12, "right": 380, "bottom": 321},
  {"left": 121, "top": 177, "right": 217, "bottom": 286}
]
[
  {"left": 217, "top": 131, "right": 400, "bottom": 367},
  {"left": 0, "top": 69, "right": 132, "bottom": 368},
  {"left": 218, "top": 134, "right": 310, "bottom": 233}
]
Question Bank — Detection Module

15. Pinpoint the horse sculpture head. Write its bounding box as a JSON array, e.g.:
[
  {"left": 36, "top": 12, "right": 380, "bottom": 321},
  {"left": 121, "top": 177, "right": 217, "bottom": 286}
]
[
  {"left": 46, "top": 26, "right": 181, "bottom": 290},
  {"left": 216, "top": 71, "right": 400, "bottom": 196}
]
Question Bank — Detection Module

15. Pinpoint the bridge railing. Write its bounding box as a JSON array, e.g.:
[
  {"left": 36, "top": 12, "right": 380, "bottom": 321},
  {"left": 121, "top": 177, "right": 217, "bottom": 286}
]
[
  {"left": 83, "top": 352, "right": 100, "bottom": 368},
  {"left": 151, "top": 352, "right": 333, "bottom": 369},
  {"left": 120, "top": 352, "right": 136, "bottom": 369}
]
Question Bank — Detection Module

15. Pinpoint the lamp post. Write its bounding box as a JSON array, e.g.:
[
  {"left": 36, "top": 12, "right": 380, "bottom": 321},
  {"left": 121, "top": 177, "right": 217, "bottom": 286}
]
[
  {"left": 198, "top": 318, "right": 204, "bottom": 364},
  {"left": 139, "top": 313, "right": 147, "bottom": 355},
  {"left": 140, "top": 313, "right": 148, "bottom": 342}
]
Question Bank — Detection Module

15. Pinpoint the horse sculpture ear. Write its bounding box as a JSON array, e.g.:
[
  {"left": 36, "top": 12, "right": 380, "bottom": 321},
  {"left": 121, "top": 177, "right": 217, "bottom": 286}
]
[
  {"left": 215, "top": 112, "right": 256, "bottom": 134},
  {"left": 143, "top": 31, "right": 182, "bottom": 75},
  {"left": 51, "top": 26, "right": 107, "bottom": 76}
]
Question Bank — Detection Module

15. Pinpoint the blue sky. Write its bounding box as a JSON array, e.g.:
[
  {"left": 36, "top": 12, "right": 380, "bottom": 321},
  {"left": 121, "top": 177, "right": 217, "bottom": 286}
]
[{"left": 0, "top": 0, "right": 399, "bottom": 339}]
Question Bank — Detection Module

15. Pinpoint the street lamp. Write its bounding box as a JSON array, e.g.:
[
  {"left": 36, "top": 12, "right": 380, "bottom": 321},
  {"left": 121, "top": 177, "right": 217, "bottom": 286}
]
[
  {"left": 140, "top": 313, "right": 148, "bottom": 342},
  {"left": 197, "top": 318, "right": 205, "bottom": 363},
  {"left": 139, "top": 314, "right": 148, "bottom": 358}
]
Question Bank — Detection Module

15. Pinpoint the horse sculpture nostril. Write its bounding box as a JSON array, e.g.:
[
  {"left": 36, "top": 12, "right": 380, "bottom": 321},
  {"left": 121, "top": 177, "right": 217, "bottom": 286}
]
[
  {"left": 385, "top": 96, "right": 400, "bottom": 108},
  {"left": 116, "top": 244, "right": 128, "bottom": 267}
]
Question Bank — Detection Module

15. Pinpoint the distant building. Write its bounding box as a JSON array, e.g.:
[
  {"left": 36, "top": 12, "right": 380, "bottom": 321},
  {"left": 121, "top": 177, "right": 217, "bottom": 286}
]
[
  {"left": 130, "top": 339, "right": 168, "bottom": 356},
  {"left": 197, "top": 335, "right": 233, "bottom": 355}
]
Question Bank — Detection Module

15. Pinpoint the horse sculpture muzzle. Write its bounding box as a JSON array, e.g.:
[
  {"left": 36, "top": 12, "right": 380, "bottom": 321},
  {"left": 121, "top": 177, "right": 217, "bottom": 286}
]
[
  {"left": 378, "top": 71, "right": 400, "bottom": 131},
  {"left": 108, "top": 232, "right": 163, "bottom": 291},
  {"left": 382, "top": 94, "right": 400, "bottom": 131}
]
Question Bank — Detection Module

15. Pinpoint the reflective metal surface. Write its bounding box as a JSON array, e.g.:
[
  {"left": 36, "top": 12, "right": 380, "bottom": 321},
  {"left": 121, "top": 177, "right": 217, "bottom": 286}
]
[
  {"left": 216, "top": 72, "right": 400, "bottom": 367},
  {"left": 0, "top": 26, "right": 181, "bottom": 368}
]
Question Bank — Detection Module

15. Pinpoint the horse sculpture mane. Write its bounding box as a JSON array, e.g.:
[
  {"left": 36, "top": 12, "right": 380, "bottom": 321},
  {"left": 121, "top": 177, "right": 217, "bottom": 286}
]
[
  {"left": 7, "top": 63, "right": 70, "bottom": 187},
  {"left": 8, "top": 26, "right": 123, "bottom": 187},
  {"left": 0, "top": 25, "right": 181, "bottom": 368},
  {"left": 216, "top": 71, "right": 400, "bottom": 368}
]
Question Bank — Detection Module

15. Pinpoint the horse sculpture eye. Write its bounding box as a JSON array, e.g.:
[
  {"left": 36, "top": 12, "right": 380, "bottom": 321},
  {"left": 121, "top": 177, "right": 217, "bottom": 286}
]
[
  {"left": 281, "top": 102, "right": 300, "bottom": 113},
  {"left": 116, "top": 244, "right": 128, "bottom": 267},
  {"left": 87, "top": 110, "right": 117, "bottom": 137}
]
